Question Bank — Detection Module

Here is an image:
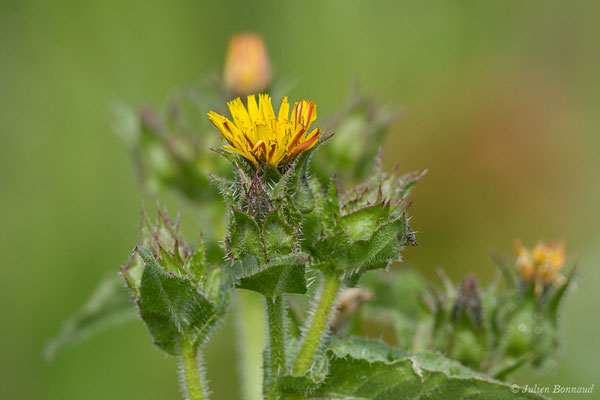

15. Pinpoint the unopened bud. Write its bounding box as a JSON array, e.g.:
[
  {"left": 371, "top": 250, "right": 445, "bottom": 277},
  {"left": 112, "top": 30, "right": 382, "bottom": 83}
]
[
  {"left": 223, "top": 33, "right": 271, "bottom": 95},
  {"left": 513, "top": 240, "right": 566, "bottom": 295},
  {"left": 449, "top": 276, "right": 486, "bottom": 368},
  {"left": 452, "top": 275, "right": 483, "bottom": 330}
]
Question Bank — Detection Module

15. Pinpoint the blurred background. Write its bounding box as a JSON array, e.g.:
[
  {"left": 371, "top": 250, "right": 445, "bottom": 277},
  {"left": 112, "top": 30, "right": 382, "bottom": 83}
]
[{"left": 1, "top": 1, "right": 599, "bottom": 399}]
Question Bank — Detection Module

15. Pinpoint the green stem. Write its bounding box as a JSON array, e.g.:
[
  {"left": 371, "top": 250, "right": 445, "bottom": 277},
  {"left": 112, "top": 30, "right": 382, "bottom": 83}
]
[
  {"left": 293, "top": 271, "right": 341, "bottom": 376},
  {"left": 234, "top": 290, "right": 265, "bottom": 400},
  {"left": 265, "top": 296, "right": 286, "bottom": 399},
  {"left": 179, "top": 337, "right": 207, "bottom": 400}
]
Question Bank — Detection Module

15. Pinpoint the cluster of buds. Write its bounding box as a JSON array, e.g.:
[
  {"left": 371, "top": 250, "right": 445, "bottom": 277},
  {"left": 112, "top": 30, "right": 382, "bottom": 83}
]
[
  {"left": 121, "top": 206, "right": 230, "bottom": 355},
  {"left": 417, "top": 240, "right": 574, "bottom": 377}
]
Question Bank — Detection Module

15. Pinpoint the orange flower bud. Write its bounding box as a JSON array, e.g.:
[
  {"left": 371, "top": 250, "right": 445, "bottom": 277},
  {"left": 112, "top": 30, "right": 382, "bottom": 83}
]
[
  {"left": 223, "top": 33, "right": 272, "bottom": 95},
  {"left": 513, "top": 240, "right": 566, "bottom": 294}
]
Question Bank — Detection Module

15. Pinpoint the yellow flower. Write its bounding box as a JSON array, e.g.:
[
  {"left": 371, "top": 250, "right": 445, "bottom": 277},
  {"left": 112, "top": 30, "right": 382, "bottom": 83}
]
[
  {"left": 513, "top": 240, "right": 566, "bottom": 294},
  {"left": 208, "top": 94, "right": 321, "bottom": 167},
  {"left": 223, "top": 33, "right": 271, "bottom": 95}
]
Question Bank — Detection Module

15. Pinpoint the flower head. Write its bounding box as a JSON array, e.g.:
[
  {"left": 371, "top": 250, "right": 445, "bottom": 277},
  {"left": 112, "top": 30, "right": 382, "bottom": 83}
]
[
  {"left": 513, "top": 240, "right": 566, "bottom": 293},
  {"left": 208, "top": 94, "right": 321, "bottom": 167},
  {"left": 223, "top": 33, "right": 271, "bottom": 95}
]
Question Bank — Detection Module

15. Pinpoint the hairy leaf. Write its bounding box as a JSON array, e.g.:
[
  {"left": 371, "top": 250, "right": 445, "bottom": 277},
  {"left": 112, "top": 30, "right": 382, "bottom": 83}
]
[
  {"left": 293, "top": 177, "right": 316, "bottom": 214},
  {"left": 311, "top": 217, "right": 407, "bottom": 275},
  {"left": 323, "top": 175, "right": 341, "bottom": 233},
  {"left": 137, "top": 247, "right": 217, "bottom": 355},
  {"left": 232, "top": 255, "right": 308, "bottom": 298},
  {"left": 263, "top": 211, "right": 294, "bottom": 257},
  {"left": 271, "top": 164, "right": 294, "bottom": 200},
  {"left": 228, "top": 209, "right": 263, "bottom": 260},
  {"left": 280, "top": 338, "right": 545, "bottom": 399},
  {"left": 354, "top": 217, "right": 407, "bottom": 265},
  {"left": 312, "top": 231, "right": 356, "bottom": 271},
  {"left": 339, "top": 204, "right": 382, "bottom": 241}
]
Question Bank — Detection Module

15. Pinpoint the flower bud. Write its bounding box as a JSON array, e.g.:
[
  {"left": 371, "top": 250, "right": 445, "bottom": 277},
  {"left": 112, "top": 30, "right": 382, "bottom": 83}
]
[
  {"left": 449, "top": 276, "right": 487, "bottom": 369},
  {"left": 513, "top": 240, "right": 566, "bottom": 295},
  {"left": 223, "top": 33, "right": 271, "bottom": 95}
]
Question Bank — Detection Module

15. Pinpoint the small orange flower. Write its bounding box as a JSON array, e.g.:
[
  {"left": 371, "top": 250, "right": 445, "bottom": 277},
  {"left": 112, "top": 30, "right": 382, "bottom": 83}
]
[
  {"left": 513, "top": 240, "right": 566, "bottom": 294},
  {"left": 208, "top": 94, "right": 321, "bottom": 167}
]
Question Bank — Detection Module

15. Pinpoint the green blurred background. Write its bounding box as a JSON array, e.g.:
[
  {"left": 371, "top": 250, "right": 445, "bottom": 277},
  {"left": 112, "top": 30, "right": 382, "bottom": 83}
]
[{"left": 1, "top": 1, "right": 599, "bottom": 399}]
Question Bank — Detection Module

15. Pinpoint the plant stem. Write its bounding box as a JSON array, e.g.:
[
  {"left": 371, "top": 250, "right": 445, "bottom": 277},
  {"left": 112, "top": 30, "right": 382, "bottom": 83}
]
[
  {"left": 265, "top": 296, "right": 286, "bottom": 400},
  {"left": 234, "top": 290, "right": 265, "bottom": 400},
  {"left": 293, "top": 271, "right": 341, "bottom": 376},
  {"left": 179, "top": 337, "right": 206, "bottom": 400}
]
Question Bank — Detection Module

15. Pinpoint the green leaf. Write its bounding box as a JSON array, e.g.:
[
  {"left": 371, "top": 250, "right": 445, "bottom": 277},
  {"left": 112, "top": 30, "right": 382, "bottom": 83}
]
[
  {"left": 308, "top": 175, "right": 326, "bottom": 209},
  {"left": 490, "top": 250, "right": 517, "bottom": 289},
  {"left": 271, "top": 165, "right": 294, "bottom": 200},
  {"left": 547, "top": 262, "right": 576, "bottom": 322},
  {"left": 261, "top": 164, "right": 282, "bottom": 186},
  {"left": 312, "top": 230, "right": 356, "bottom": 270},
  {"left": 339, "top": 204, "right": 382, "bottom": 241},
  {"left": 228, "top": 209, "right": 263, "bottom": 260},
  {"left": 293, "top": 176, "right": 315, "bottom": 214},
  {"left": 354, "top": 217, "right": 407, "bottom": 266},
  {"left": 323, "top": 175, "right": 341, "bottom": 233},
  {"left": 263, "top": 210, "right": 294, "bottom": 257},
  {"left": 491, "top": 353, "right": 533, "bottom": 381},
  {"left": 232, "top": 255, "right": 308, "bottom": 298},
  {"left": 300, "top": 209, "right": 324, "bottom": 253},
  {"left": 311, "top": 216, "right": 407, "bottom": 276},
  {"left": 137, "top": 247, "right": 217, "bottom": 355},
  {"left": 44, "top": 275, "right": 135, "bottom": 360},
  {"left": 299, "top": 176, "right": 325, "bottom": 251},
  {"left": 204, "top": 267, "right": 230, "bottom": 316},
  {"left": 188, "top": 236, "right": 206, "bottom": 284},
  {"left": 280, "top": 338, "right": 545, "bottom": 399}
]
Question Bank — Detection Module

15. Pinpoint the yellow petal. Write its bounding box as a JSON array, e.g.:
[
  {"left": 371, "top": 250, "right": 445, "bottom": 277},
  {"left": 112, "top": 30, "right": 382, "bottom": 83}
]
[
  {"left": 259, "top": 94, "right": 276, "bottom": 120},
  {"left": 291, "top": 101, "right": 300, "bottom": 127},
  {"left": 223, "top": 145, "right": 257, "bottom": 165},
  {"left": 247, "top": 95, "right": 259, "bottom": 122},
  {"left": 278, "top": 96, "right": 290, "bottom": 121},
  {"left": 227, "top": 97, "right": 251, "bottom": 128},
  {"left": 291, "top": 133, "right": 319, "bottom": 157},
  {"left": 304, "top": 101, "right": 317, "bottom": 128}
]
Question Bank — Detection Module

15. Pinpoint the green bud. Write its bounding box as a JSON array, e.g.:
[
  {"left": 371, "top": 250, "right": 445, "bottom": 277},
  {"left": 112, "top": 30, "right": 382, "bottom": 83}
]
[
  {"left": 121, "top": 206, "right": 231, "bottom": 356},
  {"left": 448, "top": 276, "right": 487, "bottom": 369},
  {"left": 501, "top": 295, "right": 538, "bottom": 360}
]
